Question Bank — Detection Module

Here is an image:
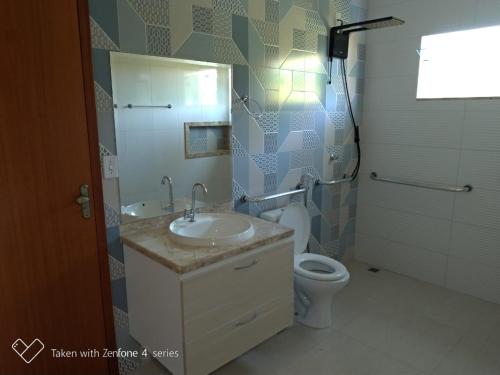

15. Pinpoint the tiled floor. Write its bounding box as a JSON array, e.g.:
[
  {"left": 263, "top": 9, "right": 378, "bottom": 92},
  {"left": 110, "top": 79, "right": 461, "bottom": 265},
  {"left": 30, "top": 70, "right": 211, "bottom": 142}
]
[{"left": 134, "top": 261, "right": 500, "bottom": 375}]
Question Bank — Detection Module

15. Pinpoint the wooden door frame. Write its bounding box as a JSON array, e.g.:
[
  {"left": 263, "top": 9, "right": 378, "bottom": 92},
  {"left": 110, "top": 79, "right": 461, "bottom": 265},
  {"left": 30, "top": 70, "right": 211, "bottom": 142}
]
[{"left": 76, "top": 1, "right": 119, "bottom": 374}]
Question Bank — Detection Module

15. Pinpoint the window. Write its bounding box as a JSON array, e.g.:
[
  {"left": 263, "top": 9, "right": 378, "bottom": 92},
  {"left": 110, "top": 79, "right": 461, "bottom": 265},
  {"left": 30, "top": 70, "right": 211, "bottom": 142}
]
[{"left": 416, "top": 25, "right": 500, "bottom": 99}]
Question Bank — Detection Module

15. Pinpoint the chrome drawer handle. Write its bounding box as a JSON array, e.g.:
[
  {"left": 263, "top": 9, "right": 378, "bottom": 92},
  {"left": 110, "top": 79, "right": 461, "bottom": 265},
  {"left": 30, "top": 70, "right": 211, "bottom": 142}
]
[
  {"left": 234, "top": 259, "right": 258, "bottom": 271},
  {"left": 234, "top": 313, "right": 258, "bottom": 327}
]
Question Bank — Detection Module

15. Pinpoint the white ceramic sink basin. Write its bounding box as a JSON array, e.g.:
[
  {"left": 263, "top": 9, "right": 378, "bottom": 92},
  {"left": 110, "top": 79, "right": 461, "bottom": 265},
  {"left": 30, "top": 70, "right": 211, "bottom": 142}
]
[
  {"left": 168, "top": 213, "right": 255, "bottom": 247},
  {"left": 121, "top": 198, "right": 206, "bottom": 220}
]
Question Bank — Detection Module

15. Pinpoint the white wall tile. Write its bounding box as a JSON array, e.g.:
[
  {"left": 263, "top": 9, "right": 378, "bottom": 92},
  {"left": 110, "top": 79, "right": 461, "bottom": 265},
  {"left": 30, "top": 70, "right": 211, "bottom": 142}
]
[
  {"left": 357, "top": 173, "right": 455, "bottom": 219},
  {"left": 358, "top": 0, "right": 500, "bottom": 303},
  {"left": 361, "top": 109, "right": 464, "bottom": 148},
  {"left": 357, "top": 205, "right": 451, "bottom": 253},
  {"left": 462, "top": 111, "right": 500, "bottom": 152},
  {"left": 476, "top": 0, "right": 500, "bottom": 27},
  {"left": 450, "top": 223, "right": 500, "bottom": 267},
  {"left": 458, "top": 150, "right": 500, "bottom": 192},
  {"left": 446, "top": 257, "right": 500, "bottom": 304},
  {"left": 360, "top": 143, "right": 460, "bottom": 185},
  {"left": 454, "top": 188, "right": 500, "bottom": 230},
  {"left": 453, "top": 189, "right": 500, "bottom": 229},
  {"left": 363, "top": 75, "right": 465, "bottom": 112},
  {"left": 364, "top": 37, "right": 420, "bottom": 78},
  {"left": 355, "top": 233, "right": 448, "bottom": 285}
]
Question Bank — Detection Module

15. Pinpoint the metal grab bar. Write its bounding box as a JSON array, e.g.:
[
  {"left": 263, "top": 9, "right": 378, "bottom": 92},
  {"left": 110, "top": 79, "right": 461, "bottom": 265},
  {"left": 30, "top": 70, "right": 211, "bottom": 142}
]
[
  {"left": 370, "top": 172, "right": 473, "bottom": 193},
  {"left": 316, "top": 177, "right": 353, "bottom": 186},
  {"left": 240, "top": 186, "right": 307, "bottom": 203},
  {"left": 114, "top": 104, "right": 173, "bottom": 109}
]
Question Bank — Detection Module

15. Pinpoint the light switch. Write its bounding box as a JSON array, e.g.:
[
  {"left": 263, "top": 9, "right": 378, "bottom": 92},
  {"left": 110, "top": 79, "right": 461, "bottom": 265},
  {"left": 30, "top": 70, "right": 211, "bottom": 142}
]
[{"left": 102, "top": 155, "right": 119, "bottom": 179}]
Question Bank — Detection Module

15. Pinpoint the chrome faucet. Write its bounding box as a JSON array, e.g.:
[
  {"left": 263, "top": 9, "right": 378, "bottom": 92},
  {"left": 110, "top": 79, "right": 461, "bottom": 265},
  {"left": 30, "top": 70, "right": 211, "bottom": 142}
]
[
  {"left": 161, "top": 176, "right": 174, "bottom": 210},
  {"left": 186, "top": 182, "right": 207, "bottom": 222}
]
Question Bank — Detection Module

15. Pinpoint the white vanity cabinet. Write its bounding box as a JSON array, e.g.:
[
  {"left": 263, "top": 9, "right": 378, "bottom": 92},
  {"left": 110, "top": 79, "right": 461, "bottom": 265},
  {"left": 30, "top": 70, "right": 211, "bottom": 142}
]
[{"left": 124, "top": 238, "right": 294, "bottom": 375}]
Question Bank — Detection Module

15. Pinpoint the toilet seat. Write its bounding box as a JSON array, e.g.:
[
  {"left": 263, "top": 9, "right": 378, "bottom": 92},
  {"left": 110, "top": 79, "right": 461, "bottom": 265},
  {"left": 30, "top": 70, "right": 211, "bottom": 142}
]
[{"left": 294, "top": 253, "right": 348, "bottom": 282}]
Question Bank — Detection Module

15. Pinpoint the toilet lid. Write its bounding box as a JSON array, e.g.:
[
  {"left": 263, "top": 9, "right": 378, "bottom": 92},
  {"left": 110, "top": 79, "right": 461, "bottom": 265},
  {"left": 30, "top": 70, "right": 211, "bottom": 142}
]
[{"left": 278, "top": 203, "right": 311, "bottom": 254}]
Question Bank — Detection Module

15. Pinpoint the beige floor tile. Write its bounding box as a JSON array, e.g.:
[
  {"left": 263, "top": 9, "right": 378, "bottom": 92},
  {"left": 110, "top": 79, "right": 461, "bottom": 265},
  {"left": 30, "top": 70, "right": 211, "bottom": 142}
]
[
  {"left": 132, "top": 261, "right": 499, "bottom": 375},
  {"left": 338, "top": 304, "right": 462, "bottom": 372},
  {"left": 432, "top": 331, "right": 500, "bottom": 375}
]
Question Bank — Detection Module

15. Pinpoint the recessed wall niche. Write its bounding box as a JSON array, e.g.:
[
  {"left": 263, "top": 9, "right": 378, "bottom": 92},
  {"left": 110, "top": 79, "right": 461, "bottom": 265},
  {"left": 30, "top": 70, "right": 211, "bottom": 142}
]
[{"left": 184, "top": 121, "right": 231, "bottom": 159}]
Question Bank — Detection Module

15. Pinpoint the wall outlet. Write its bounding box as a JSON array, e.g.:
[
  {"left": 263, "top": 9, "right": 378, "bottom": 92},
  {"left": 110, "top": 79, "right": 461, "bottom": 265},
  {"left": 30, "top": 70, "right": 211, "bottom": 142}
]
[{"left": 102, "top": 155, "right": 119, "bottom": 179}]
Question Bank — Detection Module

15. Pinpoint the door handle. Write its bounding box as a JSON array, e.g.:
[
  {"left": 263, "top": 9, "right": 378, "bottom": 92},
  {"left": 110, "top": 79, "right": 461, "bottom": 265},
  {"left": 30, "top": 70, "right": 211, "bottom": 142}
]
[{"left": 76, "top": 184, "right": 91, "bottom": 219}]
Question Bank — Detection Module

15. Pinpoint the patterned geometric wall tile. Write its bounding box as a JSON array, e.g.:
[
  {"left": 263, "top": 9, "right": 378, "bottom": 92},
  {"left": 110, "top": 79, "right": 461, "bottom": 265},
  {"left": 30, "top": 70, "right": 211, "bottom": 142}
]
[
  {"left": 265, "top": 89, "right": 280, "bottom": 111},
  {"left": 90, "top": 17, "right": 119, "bottom": 50},
  {"left": 293, "top": 0, "right": 319, "bottom": 10},
  {"left": 264, "top": 173, "right": 277, "bottom": 193},
  {"left": 128, "top": 0, "right": 169, "bottom": 27},
  {"left": 193, "top": 5, "right": 214, "bottom": 34},
  {"left": 214, "top": 37, "right": 247, "bottom": 64},
  {"left": 232, "top": 178, "right": 247, "bottom": 201},
  {"left": 109, "top": 255, "right": 125, "bottom": 281},
  {"left": 113, "top": 306, "right": 129, "bottom": 330},
  {"left": 253, "top": 66, "right": 280, "bottom": 90},
  {"left": 252, "top": 153, "right": 278, "bottom": 174},
  {"left": 232, "top": 135, "right": 248, "bottom": 157},
  {"left": 290, "top": 111, "right": 315, "bottom": 131},
  {"left": 146, "top": 25, "right": 171, "bottom": 56},
  {"left": 99, "top": 143, "right": 113, "bottom": 162},
  {"left": 104, "top": 203, "right": 121, "bottom": 228},
  {"left": 255, "top": 112, "right": 279, "bottom": 133},
  {"left": 214, "top": 11, "right": 232, "bottom": 37},
  {"left": 290, "top": 149, "right": 314, "bottom": 168},
  {"left": 89, "top": 0, "right": 367, "bottom": 286},
  {"left": 265, "top": 0, "right": 279, "bottom": 23},
  {"left": 252, "top": 19, "right": 279, "bottom": 46},
  {"left": 328, "top": 111, "right": 346, "bottom": 128},
  {"left": 264, "top": 44, "right": 280, "bottom": 67},
  {"left": 264, "top": 132, "right": 278, "bottom": 153},
  {"left": 333, "top": 0, "right": 354, "bottom": 23},
  {"left": 304, "top": 31, "right": 318, "bottom": 52},
  {"left": 303, "top": 130, "right": 321, "bottom": 149},
  {"left": 94, "top": 82, "right": 114, "bottom": 112},
  {"left": 118, "top": 357, "right": 141, "bottom": 375},
  {"left": 293, "top": 29, "right": 306, "bottom": 50},
  {"left": 213, "top": 0, "right": 247, "bottom": 16},
  {"left": 305, "top": 10, "right": 327, "bottom": 35}
]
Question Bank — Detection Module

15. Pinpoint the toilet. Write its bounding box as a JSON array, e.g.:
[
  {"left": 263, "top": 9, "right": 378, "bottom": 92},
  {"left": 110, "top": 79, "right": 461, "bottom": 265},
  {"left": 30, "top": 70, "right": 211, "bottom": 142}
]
[{"left": 260, "top": 203, "right": 350, "bottom": 328}]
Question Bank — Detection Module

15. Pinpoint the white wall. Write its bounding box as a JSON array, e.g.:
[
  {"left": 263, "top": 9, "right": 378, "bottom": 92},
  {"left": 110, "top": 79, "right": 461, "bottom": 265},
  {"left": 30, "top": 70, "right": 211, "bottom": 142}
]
[
  {"left": 111, "top": 53, "right": 232, "bottom": 206},
  {"left": 355, "top": 0, "right": 500, "bottom": 304}
]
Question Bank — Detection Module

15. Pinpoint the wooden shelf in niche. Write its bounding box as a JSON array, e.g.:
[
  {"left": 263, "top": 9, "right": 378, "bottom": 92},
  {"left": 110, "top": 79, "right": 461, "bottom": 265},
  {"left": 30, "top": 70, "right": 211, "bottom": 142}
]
[{"left": 184, "top": 121, "right": 231, "bottom": 159}]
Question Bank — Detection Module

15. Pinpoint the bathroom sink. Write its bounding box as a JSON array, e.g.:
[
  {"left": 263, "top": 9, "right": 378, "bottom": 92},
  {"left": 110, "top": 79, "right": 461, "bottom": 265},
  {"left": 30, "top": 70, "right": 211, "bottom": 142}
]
[
  {"left": 168, "top": 213, "right": 255, "bottom": 247},
  {"left": 121, "top": 198, "right": 206, "bottom": 219}
]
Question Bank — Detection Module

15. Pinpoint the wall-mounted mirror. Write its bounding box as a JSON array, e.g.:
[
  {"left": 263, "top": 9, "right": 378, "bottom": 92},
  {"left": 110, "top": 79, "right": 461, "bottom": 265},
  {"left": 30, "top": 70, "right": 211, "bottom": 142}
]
[{"left": 110, "top": 52, "right": 232, "bottom": 221}]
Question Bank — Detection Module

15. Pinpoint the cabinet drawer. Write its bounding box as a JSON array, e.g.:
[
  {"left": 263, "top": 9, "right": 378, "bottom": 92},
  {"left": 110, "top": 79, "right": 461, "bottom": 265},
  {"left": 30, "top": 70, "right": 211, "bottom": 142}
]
[
  {"left": 184, "top": 297, "right": 293, "bottom": 375},
  {"left": 182, "top": 239, "right": 293, "bottom": 344}
]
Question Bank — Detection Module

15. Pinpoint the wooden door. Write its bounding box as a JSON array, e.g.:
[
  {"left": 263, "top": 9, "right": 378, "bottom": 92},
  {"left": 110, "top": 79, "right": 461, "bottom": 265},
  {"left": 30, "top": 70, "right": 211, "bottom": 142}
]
[{"left": 0, "top": 1, "right": 117, "bottom": 374}]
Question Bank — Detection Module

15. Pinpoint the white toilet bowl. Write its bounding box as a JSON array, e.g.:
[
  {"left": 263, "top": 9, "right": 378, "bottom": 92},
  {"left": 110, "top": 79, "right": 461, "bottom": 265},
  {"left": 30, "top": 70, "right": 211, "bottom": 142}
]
[{"left": 260, "top": 203, "right": 350, "bottom": 329}]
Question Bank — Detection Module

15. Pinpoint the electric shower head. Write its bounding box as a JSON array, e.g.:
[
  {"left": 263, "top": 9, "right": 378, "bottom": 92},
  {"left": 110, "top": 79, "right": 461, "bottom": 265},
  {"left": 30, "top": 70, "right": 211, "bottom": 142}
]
[
  {"left": 335, "top": 16, "right": 405, "bottom": 33},
  {"left": 328, "top": 16, "right": 405, "bottom": 59}
]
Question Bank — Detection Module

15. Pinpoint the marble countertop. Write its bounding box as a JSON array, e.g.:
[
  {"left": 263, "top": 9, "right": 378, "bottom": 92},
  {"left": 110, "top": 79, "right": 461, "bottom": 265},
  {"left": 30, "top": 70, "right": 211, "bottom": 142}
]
[{"left": 120, "top": 207, "right": 294, "bottom": 274}]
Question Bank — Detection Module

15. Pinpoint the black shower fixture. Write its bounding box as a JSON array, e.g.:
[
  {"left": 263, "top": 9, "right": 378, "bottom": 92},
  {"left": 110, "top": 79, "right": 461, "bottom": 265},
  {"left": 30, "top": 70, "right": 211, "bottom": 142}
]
[
  {"left": 326, "top": 16, "right": 404, "bottom": 182},
  {"left": 328, "top": 16, "right": 405, "bottom": 59}
]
